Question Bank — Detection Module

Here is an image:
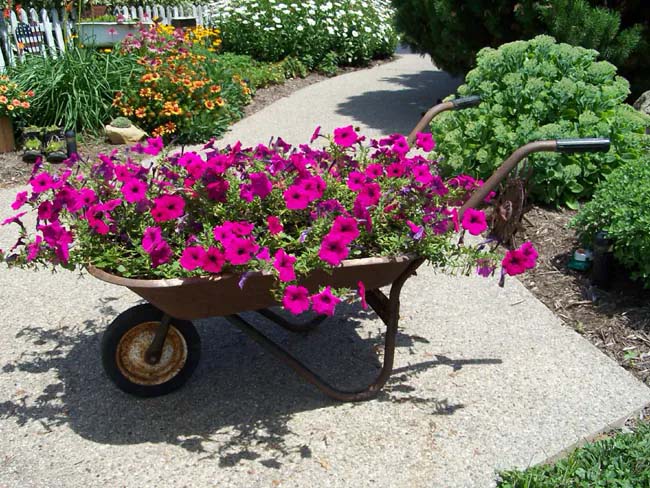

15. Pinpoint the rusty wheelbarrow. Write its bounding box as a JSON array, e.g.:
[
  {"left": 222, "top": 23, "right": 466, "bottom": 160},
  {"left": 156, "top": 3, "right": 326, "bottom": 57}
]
[{"left": 91, "top": 96, "right": 611, "bottom": 400}]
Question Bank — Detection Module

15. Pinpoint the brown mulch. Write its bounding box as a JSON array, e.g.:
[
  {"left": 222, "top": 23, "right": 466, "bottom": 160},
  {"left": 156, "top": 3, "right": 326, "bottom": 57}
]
[{"left": 519, "top": 207, "right": 650, "bottom": 409}]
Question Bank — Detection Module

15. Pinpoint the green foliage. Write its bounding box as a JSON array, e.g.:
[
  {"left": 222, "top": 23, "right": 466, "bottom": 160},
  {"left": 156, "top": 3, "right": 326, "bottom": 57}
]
[
  {"left": 208, "top": 0, "right": 397, "bottom": 70},
  {"left": 497, "top": 422, "right": 650, "bottom": 487},
  {"left": 572, "top": 147, "right": 650, "bottom": 287},
  {"left": 391, "top": 0, "right": 649, "bottom": 98},
  {"left": 109, "top": 116, "right": 132, "bottom": 128},
  {"left": 8, "top": 47, "right": 141, "bottom": 133},
  {"left": 207, "top": 53, "right": 287, "bottom": 92},
  {"left": 316, "top": 52, "right": 339, "bottom": 76},
  {"left": 431, "top": 36, "right": 650, "bottom": 207},
  {"left": 281, "top": 56, "right": 308, "bottom": 79}
]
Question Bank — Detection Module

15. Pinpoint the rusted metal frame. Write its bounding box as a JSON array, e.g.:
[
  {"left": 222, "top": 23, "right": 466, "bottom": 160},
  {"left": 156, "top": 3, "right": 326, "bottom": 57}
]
[
  {"left": 364, "top": 289, "right": 389, "bottom": 324},
  {"left": 257, "top": 308, "right": 326, "bottom": 333},
  {"left": 225, "top": 258, "right": 425, "bottom": 402},
  {"left": 144, "top": 313, "right": 172, "bottom": 365},
  {"left": 407, "top": 95, "right": 481, "bottom": 145}
]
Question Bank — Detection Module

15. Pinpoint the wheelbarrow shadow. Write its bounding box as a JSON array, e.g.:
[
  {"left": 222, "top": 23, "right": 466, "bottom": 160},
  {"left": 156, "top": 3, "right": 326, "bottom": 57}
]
[{"left": 0, "top": 297, "right": 501, "bottom": 469}]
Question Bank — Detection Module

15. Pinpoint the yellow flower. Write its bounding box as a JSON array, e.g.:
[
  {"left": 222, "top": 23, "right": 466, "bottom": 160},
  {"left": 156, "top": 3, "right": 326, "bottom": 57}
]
[
  {"left": 7, "top": 104, "right": 14, "bottom": 111},
  {"left": 215, "top": 97, "right": 225, "bottom": 107},
  {"left": 135, "top": 107, "right": 147, "bottom": 118},
  {"left": 204, "top": 100, "right": 214, "bottom": 110}
]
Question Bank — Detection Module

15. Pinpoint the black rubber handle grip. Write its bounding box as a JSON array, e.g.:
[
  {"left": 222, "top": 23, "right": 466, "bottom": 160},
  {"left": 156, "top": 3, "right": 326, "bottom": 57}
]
[
  {"left": 451, "top": 95, "right": 481, "bottom": 110},
  {"left": 556, "top": 138, "right": 611, "bottom": 153}
]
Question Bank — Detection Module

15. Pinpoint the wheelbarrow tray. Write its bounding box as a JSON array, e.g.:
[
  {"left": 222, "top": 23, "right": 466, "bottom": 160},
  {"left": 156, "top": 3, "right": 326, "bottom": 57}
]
[{"left": 88, "top": 255, "right": 416, "bottom": 320}]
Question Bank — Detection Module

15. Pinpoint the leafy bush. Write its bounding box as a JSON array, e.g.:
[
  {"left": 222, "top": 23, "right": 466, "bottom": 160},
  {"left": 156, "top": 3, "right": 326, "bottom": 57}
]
[
  {"left": 391, "top": 0, "right": 649, "bottom": 98},
  {"left": 9, "top": 47, "right": 140, "bottom": 133},
  {"left": 431, "top": 36, "right": 650, "bottom": 208},
  {"left": 207, "top": 0, "right": 397, "bottom": 70},
  {"left": 116, "top": 25, "right": 251, "bottom": 143},
  {"left": 572, "top": 148, "right": 650, "bottom": 287},
  {"left": 497, "top": 421, "right": 650, "bottom": 486}
]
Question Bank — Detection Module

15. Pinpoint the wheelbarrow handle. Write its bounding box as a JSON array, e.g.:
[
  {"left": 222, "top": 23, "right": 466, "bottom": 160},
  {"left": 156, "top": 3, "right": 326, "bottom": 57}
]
[
  {"left": 458, "top": 138, "right": 611, "bottom": 218},
  {"left": 407, "top": 95, "right": 482, "bottom": 145}
]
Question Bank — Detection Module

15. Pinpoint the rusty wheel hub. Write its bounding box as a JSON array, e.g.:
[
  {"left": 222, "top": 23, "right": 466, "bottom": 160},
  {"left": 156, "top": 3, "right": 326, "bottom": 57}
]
[{"left": 116, "top": 321, "right": 188, "bottom": 386}]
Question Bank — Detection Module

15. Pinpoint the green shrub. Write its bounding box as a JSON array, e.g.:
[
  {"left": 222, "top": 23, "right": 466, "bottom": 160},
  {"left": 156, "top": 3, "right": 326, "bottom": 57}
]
[
  {"left": 208, "top": 0, "right": 397, "bottom": 69},
  {"left": 206, "top": 53, "right": 287, "bottom": 92},
  {"left": 431, "top": 35, "right": 649, "bottom": 208},
  {"left": 497, "top": 421, "right": 650, "bottom": 486},
  {"left": 9, "top": 47, "right": 141, "bottom": 133},
  {"left": 572, "top": 148, "right": 650, "bottom": 287},
  {"left": 391, "top": 0, "right": 649, "bottom": 98}
]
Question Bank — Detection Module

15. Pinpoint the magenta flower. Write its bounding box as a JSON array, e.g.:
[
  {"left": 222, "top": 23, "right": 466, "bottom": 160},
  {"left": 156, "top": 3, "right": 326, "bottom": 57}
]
[
  {"left": 333, "top": 125, "right": 359, "bottom": 148},
  {"left": 142, "top": 226, "right": 163, "bottom": 253},
  {"left": 273, "top": 249, "right": 297, "bottom": 282},
  {"left": 282, "top": 285, "right": 310, "bottom": 315},
  {"left": 38, "top": 221, "right": 73, "bottom": 262},
  {"left": 143, "top": 137, "right": 164, "bottom": 156},
  {"left": 298, "top": 176, "right": 326, "bottom": 201},
  {"left": 502, "top": 249, "right": 527, "bottom": 276},
  {"left": 213, "top": 224, "right": 234, "bottom": 244},
  {"left": 31, "top": 173, "right": 54, "bottom": 193},
  {"left": 310, "top": 126, "right": 321, "bottom": 143},
  {"left": 224, "top": 237, "right": 259, "bottom": 266},
  {"left": 151, "top": 194, "right": 185, "bottom": 222},
  {"left": 520, "top": 241, "right": 538, "bottom": 269},
  {"left": 406, "top": 220, "right": 425, "bottom": 240},
  {"left": 85, "top": 204, "right": 110, "bottom": 235},
  {"left": 412, "top": 164, "right": 433, "bottom": 185},
  {"left": 37, "top": 201, "right": 59, "bottom": 222},
  {"left": 231, "top": 221, "right": 254, "bottom": 236},
  {"left": 203, "top": 246, "right": 225, "bottom": 273},
  {"left": 391, "top": 135, "right": 409, "bottom": 155},
  {"left": 318, "top": 233, "right": 349, "bottom": 266},
  {"left": 357, "top": 182, "right": 381, "bottom": 207},
  {"left": 249, "top": 172, "right": 273, "bottom": 199},
  {"left": 11, "top": 191, "right": 28, "bottom": 210},
  {"left": 206, "top": 179, "right": 229, "bottom": 202},
  {"left": 283, "top": 185, "right": 310, "bottom": 210},
  {"left": 267, "top": 216, "right": 283, "bottom": 235},
  {"left": 331, "top": 216, "right": 359, "bottom": 243},
  {"left": 26, "top": 236, "right": 42, "bottom": 262},
  {"left": 386, "top": 163, "right": 405, "bottom": 178},
  {"left": 415, "top": 133, "right": 436, "bottom": 152},
  {"left": 121, "top": 178, "right": 148, "bottom": 203},
  {"left": 353, "top": 199, "right": 373, "bottom": 232},
  {"left": 149, "top": 240, "right": 172, "bottom": 267},
  {"left": 257, "top": 247, "right": 271, "bottom": 261},
  {"left": 357, "top": 281, "right": 367, "bottom": 309},
  {"left": 347, "top": 171, "right": 367, "bottom": 191},
  {"left": 365, "top": 164, "right": 384, "bottom": 180},
  {"left": 79, "top": 188, "right": 97, "bottom": 206},
  {"left": 1, "top": 211, "right": 27, "bottom": 227},
  {"left": 179, "top": 246, "right": 206, "bottom": 271},
  {"left": 310, "top": 286, "right": 341, "bottom": 316},
  {"left": 476, "top": 258, "right": 495, "bottom": 277},
  {"left": 461, "top": 208, "right": 487, "bottom": 236}
]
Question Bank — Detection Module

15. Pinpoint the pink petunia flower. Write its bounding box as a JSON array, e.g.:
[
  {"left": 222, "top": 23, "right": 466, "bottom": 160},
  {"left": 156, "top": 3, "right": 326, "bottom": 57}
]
[
  {"left": 365, "top": 164, "right": 384, "bottom": 180},
  {"left": 391, "top": 135, "right": 410, "bottom": 155},
  {"left": 386, "top": 162, "right": 405, "bottom": 178},
  {"left": 202, "top": 246, "right": 226, "bottom": 273},
  {"left": 224, "top": 237, "right": 259, "bottom": 266},
  {"left": 30, "top": 173, "right": 54, "bottom": 193},
  {"left": 151, "top": 194, "right": 185, "bottom": 222},
  {"left": 520, "top": 241, "right": 538, "bottom": 269},
  {"left": 1, "top": 211, "right": 27, "bottom": 227},
  {"left": 282, "top": 285, "right": 310, "bottom": 315},
  {"left": 283, "top": 185, "right": 310, "bottom": 210},
  {"left": 333, "top": 125, "right": 359, "bottom": 148},
  {"left": 256, "top": 247, "right": 271, "bottom": 261},
  {"left": 347, "top": 171, "right": 367, "bottom": 191},
  {"left": 26, "top": 236, "right": 43, "bottom": 262},
  {"left": 476, "top": 258, "right": 495, "bottom": 277},
  {"left": 37, "top": 201, "right": 59, "bottom": 222},
  {"left": 331, "top": 216, "right": 359, "bottom": 243},
  {"left": 85, "top": 204, "right": 111, "bottom": 235},
  {"left": 415, "top": 132, "right": 436, "bottom": 152},
  {"left": 310, "top": 286, "right": 341, "bottom": 316},
  {"left": 273, "top": 249, "right": 297, "bottom": 282},
  {"left": 461, "top": 208, "right": 487, "bottom": 236},
  {"left": 121, "top": 178, "right": 148, "bottom": 203},
  {"left": 11, "top": 191, "right": 28, "bottom": 210},
  {"left": 149, "top": 240, "right": 172, "bottom": 267},
  {"left": 249, "top": 172, "right": 273, "bottom": 199},
  {"left": 206, "top": 179, "right": 229, "bottom": 202},
  {"left": 142, "top": 226, "right": 163, "bottom": 253},
  {"left": 143, "top": 137, "right": 164, "bottom": 156},
  {"left": 179, "top": 246, "right": 206, "bottom": 271},
  {"left": 357, "top": 281, "right": 367, "bottom": 309},
  {"left": 502, "top": 249, "right": 528, "bottom": 276},
  {"left": 310, "top": 126, "right": 321, "bottom": 143},
  {"left": 357, "top": 182, "right": 381, "bottom": 207},
  {"left": 79, "top": 188, "right": 97, "bottom": 206},
  {"left": 412, "top": 164, "right": 433, "bottom": 185},
  {"left": 267, "top": 216, "right": 283, "bottom": 235},
  {"left": 318, "top": 233, "right": 350, "bottom": 266}
]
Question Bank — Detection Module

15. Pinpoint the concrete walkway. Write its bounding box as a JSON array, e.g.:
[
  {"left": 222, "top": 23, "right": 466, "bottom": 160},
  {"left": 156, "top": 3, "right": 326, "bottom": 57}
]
[{"left": 1, "top": 53, "right": 649, "bottom": 488}]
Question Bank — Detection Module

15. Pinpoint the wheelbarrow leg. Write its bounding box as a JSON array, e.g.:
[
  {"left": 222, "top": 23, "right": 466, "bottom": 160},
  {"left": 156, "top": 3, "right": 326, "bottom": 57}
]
[
  {"left": 144, "top": 313, "right": 172, "bottom": 365},
  {"left": 226, "top": 258, "right": 424, "bottom": 402},
  {"left": 257, "top": 308, "right": 327, "bottom": 333}
]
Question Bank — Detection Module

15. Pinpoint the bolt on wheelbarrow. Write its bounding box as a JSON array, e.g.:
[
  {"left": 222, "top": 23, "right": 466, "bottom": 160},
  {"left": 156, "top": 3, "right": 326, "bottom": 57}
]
[{"left": 92, "top": 96, "right": 610, "bottom": 401}]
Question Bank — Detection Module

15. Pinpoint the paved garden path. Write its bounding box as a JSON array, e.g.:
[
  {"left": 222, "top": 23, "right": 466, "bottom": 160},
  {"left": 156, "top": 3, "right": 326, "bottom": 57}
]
[{"left": 1, "top": 53, "right": 649, "bottom": 488}]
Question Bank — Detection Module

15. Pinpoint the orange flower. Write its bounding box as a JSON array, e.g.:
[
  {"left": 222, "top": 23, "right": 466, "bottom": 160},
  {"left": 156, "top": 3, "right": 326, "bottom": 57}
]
[
  {"left": 121, "top": 107, "right": 134, "bottom": 116},
  {"left": 204, "top": 100, "right": 214, "bottom": 110},
  {"left": 139, "top": 87, "right": 153, "bottom": 98},
  {"left": 209, "top": 85, "right": 221, "bottom": 94},
  {"left": 153, "top": 93, "right": 163, "bottom": 102},
  {"left": 0, "top": 95, "right": 7, "bottom": 104},
  {"left": 215, "top": 97, "right": 225, "bottom": 107},
  {"left": 21, "top": 101, "right": 29, "bottom": 109},
  {"left": 135, "top": 107, "right": 146, "bottom": 118}
]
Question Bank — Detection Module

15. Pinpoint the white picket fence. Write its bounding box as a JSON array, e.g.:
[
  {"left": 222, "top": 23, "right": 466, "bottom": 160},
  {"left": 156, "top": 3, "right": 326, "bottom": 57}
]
[{"left": 0, "top": 4, "right": 210, "bottom": 69}]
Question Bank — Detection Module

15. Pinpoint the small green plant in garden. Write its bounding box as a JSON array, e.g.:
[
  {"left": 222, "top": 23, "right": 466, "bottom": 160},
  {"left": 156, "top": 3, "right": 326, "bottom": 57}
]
[
  {"left": 109, "top": 117, "right": 132, "bottom": 128},
  {"left": 9, "top": 47, "right": 141, "bottom": 133},
  {"left": 431, "top": 35, "right": 650, "bottom": 208},
  {"left": 316, "top": 52, "right": 339, "bottom": 77},
  {"left": 208, "top": 0, "right": 397, "bottom": 70},
  {"left": 281, "top": 56, "right": 308, "bottom": 79},
  {"left": 572, "top": 147, "right": 650, "bottom": 288},
  {"left": 497, "top": 421, "right": 650, "bottom": 487}
]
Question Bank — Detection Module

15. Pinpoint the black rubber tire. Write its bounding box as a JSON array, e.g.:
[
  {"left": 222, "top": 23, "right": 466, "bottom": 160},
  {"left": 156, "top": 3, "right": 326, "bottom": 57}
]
[{"left": 101, "top": 303, "right": 201, "bottom": 397}]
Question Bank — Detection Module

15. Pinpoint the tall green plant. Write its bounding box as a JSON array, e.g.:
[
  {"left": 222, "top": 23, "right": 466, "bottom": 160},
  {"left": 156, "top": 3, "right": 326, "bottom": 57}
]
[
  {"left": 9, "top": 48, "right": 141, "bottom": 133},
  {"left": 431, "top": 36, "right": 650, "bottom": 208}
]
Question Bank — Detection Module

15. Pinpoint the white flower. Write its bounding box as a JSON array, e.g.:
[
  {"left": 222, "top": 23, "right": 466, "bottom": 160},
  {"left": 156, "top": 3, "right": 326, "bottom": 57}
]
[
  {"left": 352, "top": 30, "right": 359, "bottom": 37},
  {"left": 296, "top": 24, "right": 304, "bottom": 31},
  {"left": 272, "top": 16, "right": 281, "bottom": 23},
  {"left": 364, "top": 26, "right": 372, "bottom": 33},
  {"left": 327, "top": 26, "right": 335, "bottom": 35},
  {"left": 306, "top": 17, "right": 316, "bottom": 26}
]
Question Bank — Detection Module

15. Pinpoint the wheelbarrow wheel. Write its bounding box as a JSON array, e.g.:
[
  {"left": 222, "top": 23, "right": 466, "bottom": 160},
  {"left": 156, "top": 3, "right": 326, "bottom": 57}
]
[{"left": 101, "top": 303, "right": 201, "bottom": 397}]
